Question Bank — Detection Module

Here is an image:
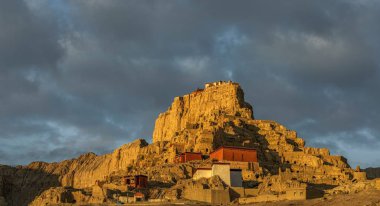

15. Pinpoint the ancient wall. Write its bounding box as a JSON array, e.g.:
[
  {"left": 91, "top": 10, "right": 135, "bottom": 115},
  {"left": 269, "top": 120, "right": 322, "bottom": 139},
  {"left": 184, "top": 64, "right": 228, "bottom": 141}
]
[
  {"left": 239, "top": 187, "right": 306, "bottom": 203},
  {"left": 183, "top": 187, "right": 212, "bottom": 203},
  {"left": 211, "top": 189, "right": 230, "bottom": 204},
  {"left": 212, "top": 164, "right": 231, "bottom": 186},
  {"left": 183, "top": 188, "right": 230, "bottom": 204},
  {"left": 210, "top": 148, "right": 224, "bottom": 160},
  {"left": 184, "top": 153, "right": 202, "bottom": 162},
  {"left": 217, "top": 147, "right": 257, "bottom": 162},
  {"left": 193, "top": 169, "right": 212, "bottom": 181},
  {"left": 353, "top": 172, "right": 367, "bottom": 181}
]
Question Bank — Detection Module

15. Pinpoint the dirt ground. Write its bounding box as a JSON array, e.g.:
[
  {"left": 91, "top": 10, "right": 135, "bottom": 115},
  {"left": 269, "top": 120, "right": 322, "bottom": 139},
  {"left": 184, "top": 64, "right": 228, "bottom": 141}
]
[
  {"left": 249, "top": 189, "right": 380, "bottom": 206},
  {"left": 46, "top": 190, "right": 380, "bottom": 206}
]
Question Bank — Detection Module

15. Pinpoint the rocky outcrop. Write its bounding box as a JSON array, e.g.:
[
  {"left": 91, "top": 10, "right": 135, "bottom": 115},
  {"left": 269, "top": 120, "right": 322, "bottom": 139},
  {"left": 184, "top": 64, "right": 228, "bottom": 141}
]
[
  {"left": 0, "top": 139, "right": 151, "bottom": 205},
  {"left": 153, "top": 81, "right": 253, "bottom": 143},
  {"left": 29, "top": 185, "right": 109, "bottom": 206},
  {"left": 25, "top": 139, "right": 149, "bottom": 189},
  {"left": 0, "top": 81, "right": 367, "bottom": 205},
  {"left": 149, "top": 82, "right": 353, "bottom": 186}
]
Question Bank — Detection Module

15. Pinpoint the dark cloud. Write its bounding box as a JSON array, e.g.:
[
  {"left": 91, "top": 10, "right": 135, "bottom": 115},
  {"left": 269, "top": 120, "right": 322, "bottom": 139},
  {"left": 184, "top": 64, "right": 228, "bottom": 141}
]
[
  {"left": 0, "top": 0, "right": 63, "bottom": 70},
  {"left": 0, "top": 0, "right": 380, "bottom": 168}
]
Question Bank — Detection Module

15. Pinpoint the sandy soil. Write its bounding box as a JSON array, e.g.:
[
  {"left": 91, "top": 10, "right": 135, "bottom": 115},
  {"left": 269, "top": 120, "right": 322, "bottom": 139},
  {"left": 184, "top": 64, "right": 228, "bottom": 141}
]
[{"left": 249, "top": 189, "right": 380, "bottom": 206}]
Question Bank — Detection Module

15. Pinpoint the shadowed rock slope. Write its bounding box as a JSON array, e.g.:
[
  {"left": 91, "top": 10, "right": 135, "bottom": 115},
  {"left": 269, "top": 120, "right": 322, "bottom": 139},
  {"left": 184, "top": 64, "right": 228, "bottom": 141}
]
[{"left": 0, "top": 81, "right": 369, "bottom": 205}]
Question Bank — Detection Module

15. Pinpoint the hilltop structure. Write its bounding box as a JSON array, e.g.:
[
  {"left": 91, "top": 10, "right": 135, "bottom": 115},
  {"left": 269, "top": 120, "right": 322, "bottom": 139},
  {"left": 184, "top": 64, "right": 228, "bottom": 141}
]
[{"left": 0, "top": 81, "right": 378, "bottom": 206}]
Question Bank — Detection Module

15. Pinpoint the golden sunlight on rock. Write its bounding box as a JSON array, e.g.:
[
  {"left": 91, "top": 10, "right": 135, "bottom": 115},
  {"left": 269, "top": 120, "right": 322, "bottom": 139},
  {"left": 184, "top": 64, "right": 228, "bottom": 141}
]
[{"left": 1, "top": 81, "right": 380, "bottom": 206}]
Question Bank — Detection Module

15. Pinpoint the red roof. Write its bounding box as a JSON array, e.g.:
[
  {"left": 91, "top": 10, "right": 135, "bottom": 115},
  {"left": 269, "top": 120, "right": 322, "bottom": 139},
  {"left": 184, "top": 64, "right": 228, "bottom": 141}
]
[{"left": 210, "top": 146, "right": 256, "bottom": 155}]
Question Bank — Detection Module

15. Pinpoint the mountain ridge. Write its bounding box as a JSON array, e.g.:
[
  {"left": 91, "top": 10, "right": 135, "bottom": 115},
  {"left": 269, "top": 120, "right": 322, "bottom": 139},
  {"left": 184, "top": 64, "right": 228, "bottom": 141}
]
[{"left": 0, "top": 81, "right": 377, "bottom": 206}]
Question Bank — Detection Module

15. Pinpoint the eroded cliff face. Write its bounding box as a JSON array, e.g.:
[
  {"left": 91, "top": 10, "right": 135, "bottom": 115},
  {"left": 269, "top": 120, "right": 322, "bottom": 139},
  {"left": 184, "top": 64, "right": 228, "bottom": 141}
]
[
  {"left": 25, "top": 139, "right": 149, "bottom": 189},
  {"left": 0, "top": 81, "right": 367, "bottom": 206},
  {"left": 153, "top": 81, "right": 253, "bottom": 143},
  {"left": 150, "top": 82, "right": 352, "bottom": 182}
]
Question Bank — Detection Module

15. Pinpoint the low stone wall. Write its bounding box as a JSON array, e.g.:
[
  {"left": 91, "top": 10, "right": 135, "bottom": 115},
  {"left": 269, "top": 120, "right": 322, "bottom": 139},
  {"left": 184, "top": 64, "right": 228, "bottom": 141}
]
[
  {"left": 244, "top": 188, "right": 259, "bottom": 196},
  {"left": 354, "top": 172, "right": 367, "bottom": 181},
  {"left": 238, "top": 188, "right": 306, "bottom": 204},
  {"left": 183, "top": 188, "right": 230, "bottom": 204},
  {"left": 239, "top": 194, "right": 284, "bottom": 204},
  {"left": 184, "top": 187, "right": 211, "bottom": 203},
  {"left": 211, "top": 189, "right": 230, "bottom": 204},
  {"left": 230, "top": 187, "right": 259, "bottom": 199}
]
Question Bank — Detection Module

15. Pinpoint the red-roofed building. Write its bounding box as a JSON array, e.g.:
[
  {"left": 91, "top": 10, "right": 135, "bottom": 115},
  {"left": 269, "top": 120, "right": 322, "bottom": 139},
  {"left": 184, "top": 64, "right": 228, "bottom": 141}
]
[
  {"left": 175, "top": 152, "right": 203, "bottom": 163},
  {"left": 123, "top": 175, "right": 148, "bottom": 188},
  {"left": 210, "top": 146, "right": 257, "bottom": 162}
]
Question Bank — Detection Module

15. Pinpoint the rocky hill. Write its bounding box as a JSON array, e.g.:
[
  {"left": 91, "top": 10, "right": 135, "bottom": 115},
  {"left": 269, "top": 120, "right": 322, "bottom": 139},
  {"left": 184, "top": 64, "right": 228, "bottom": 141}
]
[
  {"left": 153, "top": 81, "right": 253, "bottom": 143},
  {"left": 0, "top": 81, "right": 376, "bottom": 206}
]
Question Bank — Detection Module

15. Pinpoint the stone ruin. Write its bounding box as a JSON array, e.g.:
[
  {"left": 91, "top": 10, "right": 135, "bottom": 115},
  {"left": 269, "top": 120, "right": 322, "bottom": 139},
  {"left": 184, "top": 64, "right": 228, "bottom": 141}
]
[{"left": 0, "top": 80, "right": 379, "bottom": 206}]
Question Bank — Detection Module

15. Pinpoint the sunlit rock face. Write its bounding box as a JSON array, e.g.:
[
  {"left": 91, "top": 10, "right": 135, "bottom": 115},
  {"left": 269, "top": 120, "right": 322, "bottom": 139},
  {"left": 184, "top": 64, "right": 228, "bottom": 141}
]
[
  {"left": 0, "top": 81, "right": 370, "bottom": 206},
  {"left": 153, "top": 81, "right": 254, "bottom": 143}
]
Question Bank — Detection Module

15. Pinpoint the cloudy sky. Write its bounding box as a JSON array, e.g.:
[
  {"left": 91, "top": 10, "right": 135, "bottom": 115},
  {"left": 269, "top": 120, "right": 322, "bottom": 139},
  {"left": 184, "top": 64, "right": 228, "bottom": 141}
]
[{"left": 1, "top": 0, "right": 380, "bottom": 168}]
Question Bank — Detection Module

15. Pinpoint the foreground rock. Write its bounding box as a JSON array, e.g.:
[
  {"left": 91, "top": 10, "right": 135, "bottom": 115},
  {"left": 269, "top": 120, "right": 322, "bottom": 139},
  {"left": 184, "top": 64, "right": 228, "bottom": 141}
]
[
  {"left": 250, "top": 189, "right": 380, "bottom": 206},
  {"left": 0, "top": 81, "right": 376, "bottom": 206}
]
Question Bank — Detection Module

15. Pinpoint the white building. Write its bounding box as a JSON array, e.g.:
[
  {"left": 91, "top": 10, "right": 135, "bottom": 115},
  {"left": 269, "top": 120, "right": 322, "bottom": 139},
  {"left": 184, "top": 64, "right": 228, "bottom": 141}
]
[{"left": 193, "top": 163, "right": 242, "bottom": 187}]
